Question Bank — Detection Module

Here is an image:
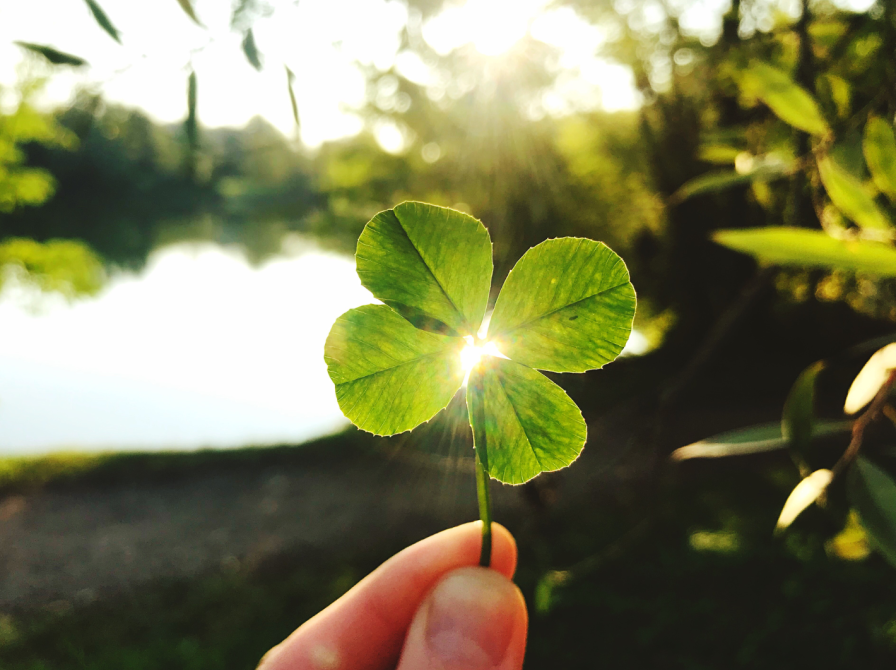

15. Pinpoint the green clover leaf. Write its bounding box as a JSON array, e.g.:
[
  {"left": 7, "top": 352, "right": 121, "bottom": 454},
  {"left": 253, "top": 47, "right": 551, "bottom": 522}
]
[{"left": 325, "top": 202, "right": 636, "bottom": 486}]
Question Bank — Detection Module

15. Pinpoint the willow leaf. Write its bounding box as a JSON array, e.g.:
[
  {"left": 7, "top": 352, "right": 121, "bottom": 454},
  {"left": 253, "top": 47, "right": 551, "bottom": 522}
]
[
  {"left": 15, "top": 42, "right": 87, "bottom": 67},
  {"left": 176, "top": 0, "right": 203, "bottom": 26},
  {"left": 242, "top": 29, "right": 262, "bottom": 71},
  {"left": 714, "top": 228, "right": 896, "bottom": 276},
  {"left": 782, "top": 361, "right": 824, "bottom": 466},
  {"left": 84, "top": 0, "right": 121, "bottom": 43},
  {"left": 285, "top": 66, "right": 300, "bottom": 129},
  {"left": 848, "top": 457, "right": 896, "bottom": 568},
  {"left": 817, "top": 156, "right": 892, "bottom": 232},
  {"left": 745, "top": 62, "right": 829, "bottom": 136},
  {"left": 864, "top": 117, "right": 896, "bottom": 202}
]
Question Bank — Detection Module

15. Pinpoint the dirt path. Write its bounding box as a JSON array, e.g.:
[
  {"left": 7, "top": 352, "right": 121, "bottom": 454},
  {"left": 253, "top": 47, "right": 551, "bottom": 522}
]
[
  {"left": 0, "top": 441, "right": 534, "bottom": 609},
  {"left": 0, "top": 396, "right": 767, "bottom": 610}
]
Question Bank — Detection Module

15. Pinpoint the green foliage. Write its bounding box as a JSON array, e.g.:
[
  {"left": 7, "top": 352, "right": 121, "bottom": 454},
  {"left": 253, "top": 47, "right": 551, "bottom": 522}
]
[
  {"left": 671, "top": 158, "right": 792, "bottom": 204},
  {"left": 0, "top": 90, "right": 70, "bottom": 213},
  {"left": 186, "top": 71, "right": 198, "bottom": 145},
  {"left": 672, "top": 170, "right": 759, "bottom": 203},
  {"left": 14, "top": 42, "right": 87, "bottom": 67},
  {"left": 781, "top": 361, "right": 824, "bottom": 470},
  {"left": 714, "top": 228, "right": 896, "bottom": 277},
  {"left": 0, "top": 238, "right": 105, "bottom": 298},
  {"left": 674, "top": 423, "right": 788, "bottom": 460},
  {"left": 742, "top": 62, "right": 829, "bottom": 137},
  {"left": 680, "top": 338, "right": 896, "bottom": 569},
  {"left": 848, "top": 457, "right": 896, "bottom": 568},
  {"left": 0, "top": 167, "right": 54, "bottom": 212},
  {"left": 817, "top": 155, "right": 892, "bottom": 233},
  {"left": 672, "top": 420, "right": 853, "bottom": 461},
  {"left": 325, "top": 202, "right": 635, "bottom": 485},
  {"left": 176, "top": 0, "right": 203, "bottom": 27},
  {"left": 241, "top": 29, "right": 262, "bottom": 71},
  {"left": 184, "top": 70, "right": 199, "bottom": 177},
  {"left": 285, "top": 66, "right": 299, "bottom": 130},
  {"left": 864, "top": 117, "right": 896, "bottom": 203},
  {"left": 84, "top": 0, "right": 121, "bottom": 44},
  {"left": 0, "top": 81, "right": 104, "bottom": 299}
]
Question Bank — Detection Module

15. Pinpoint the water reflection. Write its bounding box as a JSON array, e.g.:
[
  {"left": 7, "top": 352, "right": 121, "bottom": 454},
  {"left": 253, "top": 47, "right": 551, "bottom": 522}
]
[{"left": 0, "top": 239, "right": 372, "bottom": 454}]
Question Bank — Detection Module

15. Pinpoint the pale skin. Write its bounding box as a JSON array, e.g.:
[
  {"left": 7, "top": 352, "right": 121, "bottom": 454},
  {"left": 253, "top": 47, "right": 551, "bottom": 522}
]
[{"left": 257, "top": 522, "right": 528, "bottom": 670}]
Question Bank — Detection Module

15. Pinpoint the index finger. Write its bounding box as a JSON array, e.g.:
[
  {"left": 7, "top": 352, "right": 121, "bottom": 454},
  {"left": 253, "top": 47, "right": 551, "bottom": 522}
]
[{"left": 259, "top": 521, "right": 517, "bottom": 670}]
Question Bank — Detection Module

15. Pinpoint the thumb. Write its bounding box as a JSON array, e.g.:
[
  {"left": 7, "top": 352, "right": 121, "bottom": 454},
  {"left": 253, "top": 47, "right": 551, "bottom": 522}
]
[{"left": 395, "top": 567, "right": 528, "bottom": 670}]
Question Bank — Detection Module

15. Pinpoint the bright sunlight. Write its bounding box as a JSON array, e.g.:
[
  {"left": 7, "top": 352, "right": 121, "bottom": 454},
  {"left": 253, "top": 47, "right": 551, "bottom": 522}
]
[
  {"left": 425, "top": 0, "right": 551, "bottom": 57},
  {"left": 461, "top": 336, "right": 506, "bottom": 383}
]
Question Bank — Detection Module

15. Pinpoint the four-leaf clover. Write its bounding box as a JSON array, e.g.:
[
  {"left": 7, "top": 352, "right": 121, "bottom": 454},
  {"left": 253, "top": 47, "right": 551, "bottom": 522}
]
[{"left": 325, "top": 201, "right": 636, "bottom": 485}]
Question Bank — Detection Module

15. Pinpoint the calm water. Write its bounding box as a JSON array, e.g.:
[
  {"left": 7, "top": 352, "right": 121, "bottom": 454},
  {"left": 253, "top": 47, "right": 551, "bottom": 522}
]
[{"left": 0, "top": 240, "right": 371, "bottom": 455}]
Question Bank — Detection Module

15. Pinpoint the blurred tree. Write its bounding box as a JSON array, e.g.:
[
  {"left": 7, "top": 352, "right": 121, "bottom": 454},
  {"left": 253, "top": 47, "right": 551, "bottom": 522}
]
[{"left": 0, "top": 77, "right": 104, "bottom": 299}]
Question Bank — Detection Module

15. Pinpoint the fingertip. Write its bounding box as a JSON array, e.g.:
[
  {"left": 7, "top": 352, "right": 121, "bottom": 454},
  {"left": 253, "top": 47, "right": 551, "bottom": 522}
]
[{"left": 396, "top": 567, "right": 528, "bottom": 670}]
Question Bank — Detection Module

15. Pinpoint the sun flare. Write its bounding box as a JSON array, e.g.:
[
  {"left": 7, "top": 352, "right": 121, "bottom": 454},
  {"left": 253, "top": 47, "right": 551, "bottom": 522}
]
[{"left": 461, "top": 336, "right": 506, "bottom": 380}]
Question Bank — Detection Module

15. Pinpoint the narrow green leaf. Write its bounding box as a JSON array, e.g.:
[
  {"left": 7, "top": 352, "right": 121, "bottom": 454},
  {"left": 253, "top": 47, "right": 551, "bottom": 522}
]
[
  {"left": 672, "top": 171, "right": 756, "bottom": 203},
  {"left": 185, "top": 70, "right": 198, "bottom": 148},
  {"left": 671, "top": 159, "right": 791, "bottom": 204},
  {"left": 748, "top": 64, "right": 829, "bottom": 134},
  {"left": 817, "top": 155, "right": 892, "bottom": 232},
  {"left": 14, "top": 42, "right": 87, "bottom": 67},
  {"left": 84, "top": 0, "right": 121, "bottom": 43},
  {"left": 844, "top": 343, "right": 896, "bottom": 415},
  {"left": 356, "top": 202, "right": 493, "bottom": 336},
  {"left": 285, "top": 66, "right": 300, "bottom": 129},
  {"left": 818, "top": 73, "right": 851, "bottom": 119},
  {"left": 697, "top": 144, "right": 743, "bottom": 164},
  {"left": 848, "top": 457, "right": 896, "bottom": 568},
  {"left": 467, "top": 356, "right": 586, "bottom": 485},
  {"left": 324, "top": 304, "right": 465, "bottom": 436},
  {"left": 241, "top": 29, "right": 262, "bottom": 71},
  {"left": 776, "top": 469, "right": 833, "bottom": 531},
  {"left": 864, "top": 117, "right": 896, "bottom": 202},
  {"left": 183, "top": 71, "right": 198, "bottom": 178},
  {"left": 671, "top": 419, "right": 852, "bottom": 460},
  {"left": 488, "top": 238, "right": 635, "bottom": 373},
  {"left": 782, "top": 361, "right": 825, "bottom": 466},
  {"left": 713, "top": 228, "right": 896, "bottom": 276},
  {"left": 176, "top": 0, "right": 203, "bottom": 26},
  {"left": 744, "top": 62, "right": 830, "bottom": 136}
]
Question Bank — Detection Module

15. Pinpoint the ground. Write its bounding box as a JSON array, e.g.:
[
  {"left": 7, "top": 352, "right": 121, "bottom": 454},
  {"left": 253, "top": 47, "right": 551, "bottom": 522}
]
[{"left": 1, "top": 400, "right": 896, "bottom": 669}]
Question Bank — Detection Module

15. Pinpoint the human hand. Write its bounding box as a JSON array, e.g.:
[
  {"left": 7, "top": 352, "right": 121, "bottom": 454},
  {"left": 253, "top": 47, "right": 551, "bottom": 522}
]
[{"left": 257, "top": 521, "right": 527, "bottom": 670}]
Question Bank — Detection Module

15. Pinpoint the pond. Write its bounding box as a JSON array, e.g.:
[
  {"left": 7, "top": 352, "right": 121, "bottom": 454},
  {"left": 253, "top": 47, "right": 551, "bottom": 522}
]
[{"left": 0, "top": 239, "right": 371, "bottom": 455}]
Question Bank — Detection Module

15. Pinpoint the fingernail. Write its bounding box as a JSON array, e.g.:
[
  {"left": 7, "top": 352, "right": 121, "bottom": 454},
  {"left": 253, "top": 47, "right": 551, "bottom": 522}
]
[{"left": 424, "top": 567, "right": 521, "bottom": 669}]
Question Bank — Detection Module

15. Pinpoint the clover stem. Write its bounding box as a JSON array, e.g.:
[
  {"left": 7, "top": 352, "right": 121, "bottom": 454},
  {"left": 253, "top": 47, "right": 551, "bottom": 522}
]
[
  {"left": 475, "top": 446, "right": 493, "bottom": 567},
  {"left": 468, "top": 366, "right": 493, "bottom": 567}
]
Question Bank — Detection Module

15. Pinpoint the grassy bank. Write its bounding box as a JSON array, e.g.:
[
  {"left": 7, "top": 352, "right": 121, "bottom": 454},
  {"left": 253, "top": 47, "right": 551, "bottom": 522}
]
[
  {"left": 0, "top": 430, "right": 379, "bottom": 496},
  {"left": 1, "top": 439, "right": 895, "bottom": 669}
]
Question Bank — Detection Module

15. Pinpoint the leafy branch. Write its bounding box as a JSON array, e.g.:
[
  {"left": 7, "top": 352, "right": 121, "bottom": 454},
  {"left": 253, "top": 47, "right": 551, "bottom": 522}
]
[{"left": 831, "top": 369, "right": 896, "bottom": 481}]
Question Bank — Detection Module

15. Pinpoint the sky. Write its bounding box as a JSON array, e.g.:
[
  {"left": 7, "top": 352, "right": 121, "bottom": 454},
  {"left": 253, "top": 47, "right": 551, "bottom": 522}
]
[
  {"left": 0, "top": 0, "right": 876, "bottom": 148},
  {"left": 0, "top": 0, "right": 645, "bottom": 148}
]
